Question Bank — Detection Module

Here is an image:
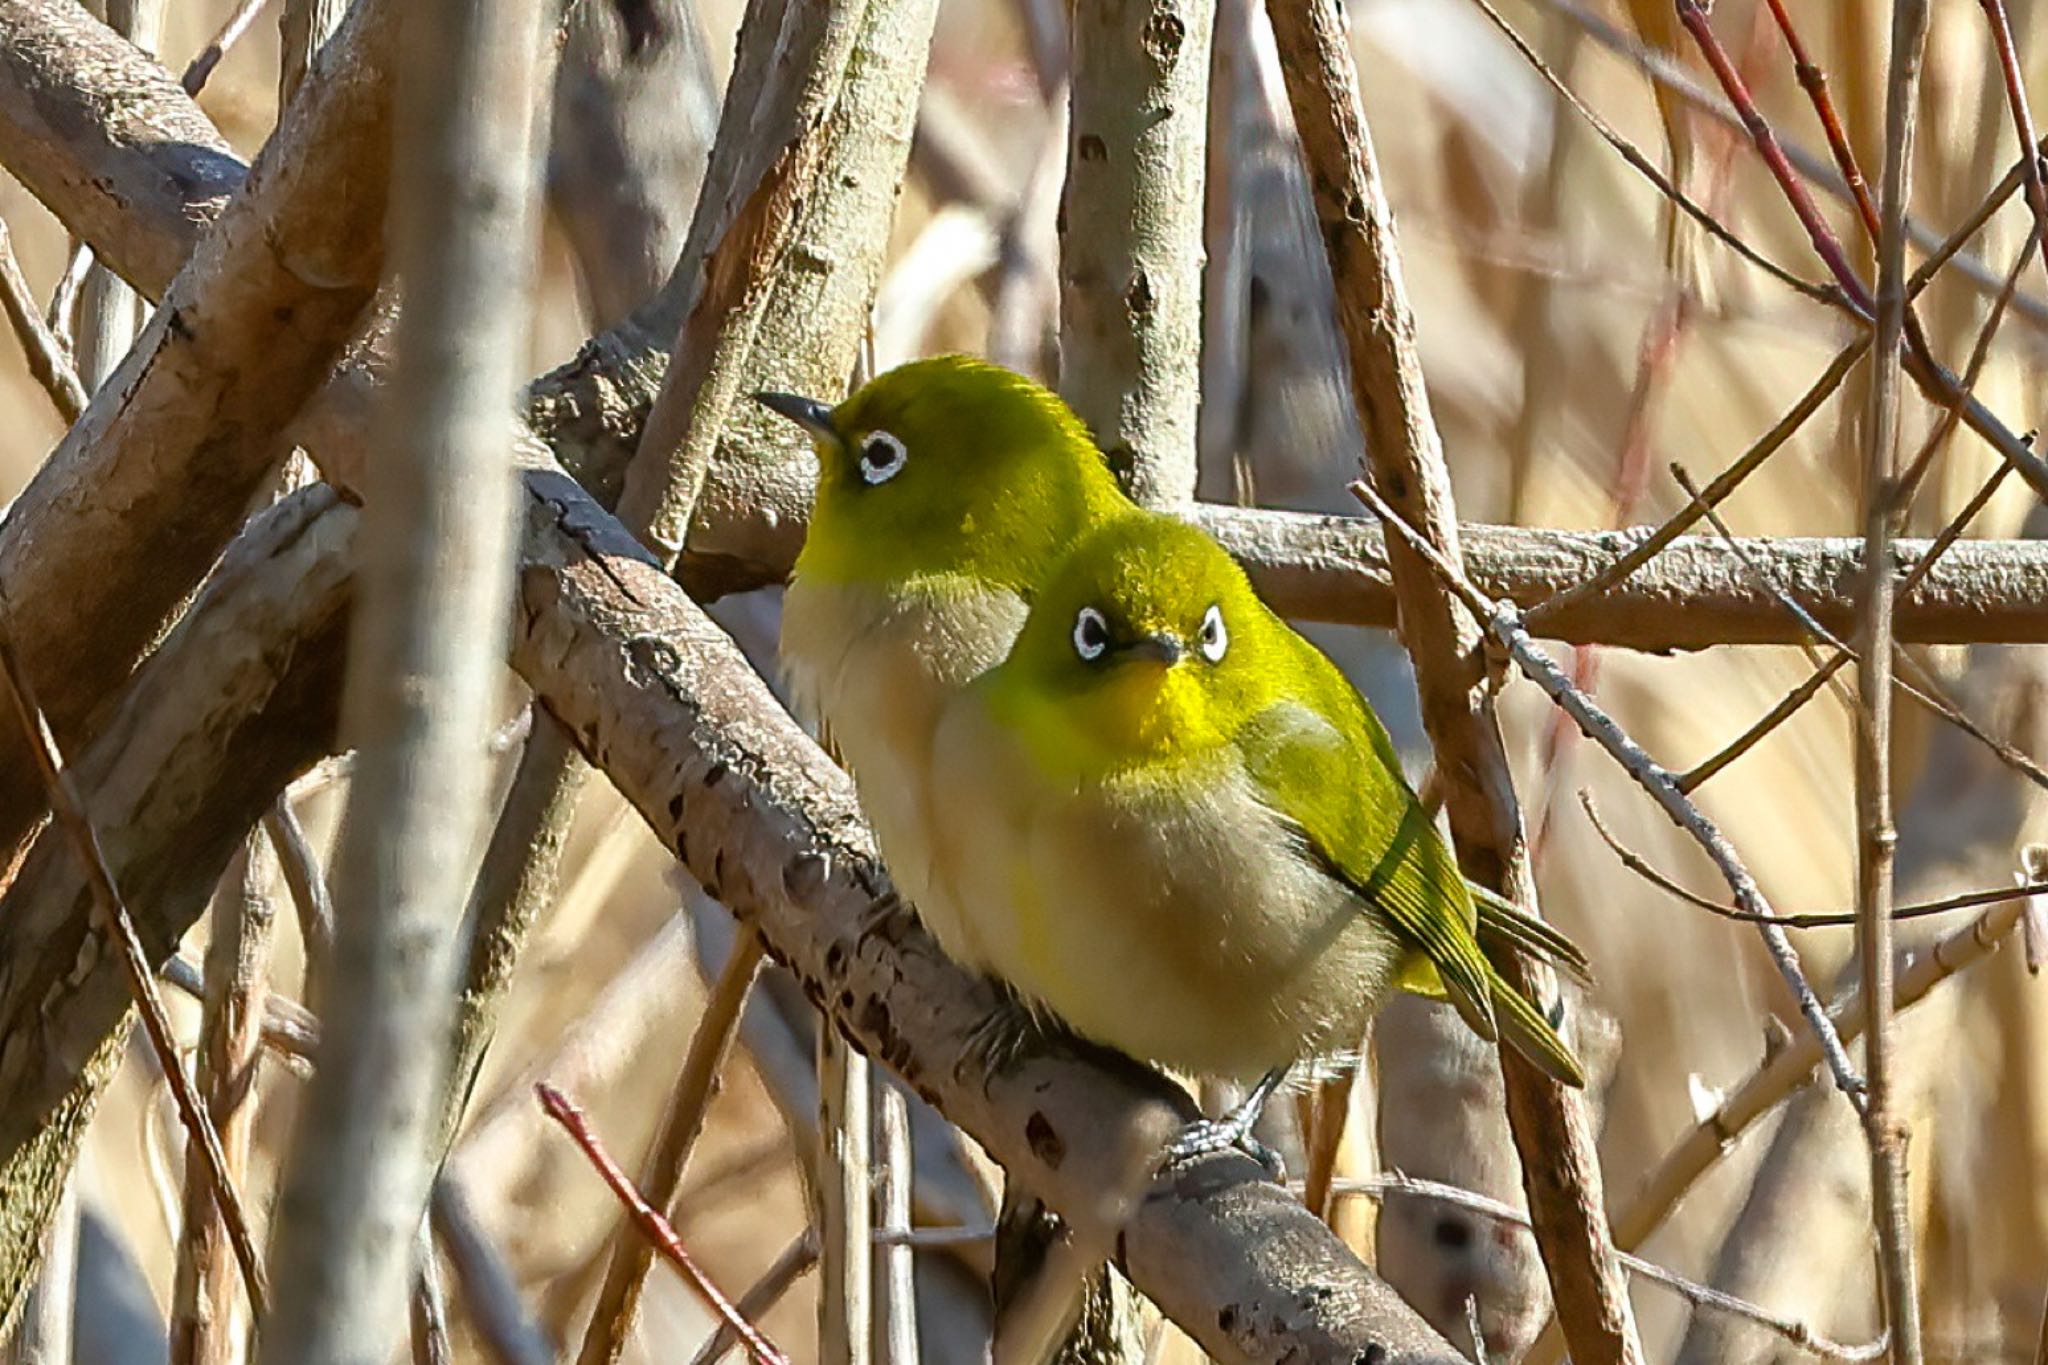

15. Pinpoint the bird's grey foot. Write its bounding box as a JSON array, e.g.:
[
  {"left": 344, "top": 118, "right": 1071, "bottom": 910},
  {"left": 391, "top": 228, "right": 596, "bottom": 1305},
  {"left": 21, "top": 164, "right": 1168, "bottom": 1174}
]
[{"left": 1162, "top": 1067, "right": 1289, "bottom": 1180}]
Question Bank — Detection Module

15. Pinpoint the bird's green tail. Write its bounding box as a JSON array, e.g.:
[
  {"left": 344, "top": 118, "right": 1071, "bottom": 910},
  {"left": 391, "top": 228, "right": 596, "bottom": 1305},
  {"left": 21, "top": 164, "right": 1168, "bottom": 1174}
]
[
  {"left": 1394, "top": 882, "right": 1590, "bottom": 1086},
  {"left": 1466, "top": 880, "right": 1593, "bottom": 983},
  {"left": 1487, "top": 962, "right": 1586, "bottom": 1087}
]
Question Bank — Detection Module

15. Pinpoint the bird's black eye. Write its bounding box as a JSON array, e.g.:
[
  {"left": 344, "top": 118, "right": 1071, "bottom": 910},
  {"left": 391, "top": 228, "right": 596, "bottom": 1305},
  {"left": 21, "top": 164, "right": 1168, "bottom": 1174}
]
[
  {"left": 858, "top": 430, "right": 908, "bottom": 485},
  {"left": 1073, "top": 606, "right": 1110, "bottom": 661},
  {"left": 1198, "top": 604, "right": 1228, "bottom": 662}
]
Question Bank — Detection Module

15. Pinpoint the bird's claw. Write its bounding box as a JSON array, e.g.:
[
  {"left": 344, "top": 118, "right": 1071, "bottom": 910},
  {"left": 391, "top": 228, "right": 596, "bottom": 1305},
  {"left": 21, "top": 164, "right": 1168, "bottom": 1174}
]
[{"left": 1162, "top": 1116, "right": 1286, "bottom": 1181}]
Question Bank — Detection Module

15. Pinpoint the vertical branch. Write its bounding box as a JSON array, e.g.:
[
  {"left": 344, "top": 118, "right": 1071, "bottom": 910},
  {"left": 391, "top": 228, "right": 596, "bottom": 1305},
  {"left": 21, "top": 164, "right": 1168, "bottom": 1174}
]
[
  {"left": 0, "top": 217, "right": 85, "bottom": 422},
  {"left": 258, "top": 0, "right": 547, "bottom": 1356},
  {"left": 1858, "top": 1, "right": 1930, "bottom": 1361},
  {"left": 1058, "top": 0, "right": 1216, "bottom": 506},
  {"left": 170, "top": 831, "right": 279, "bottom": 1365},
  {"left": 1262, "top": 3, "right": 1640, "bottom": 1362},
  {"left": 877, "top": 1088, "right": 920, "bottom": 1365},
  {"left": 819, "top": 1028, "right": 874, "bottom": 1365}
]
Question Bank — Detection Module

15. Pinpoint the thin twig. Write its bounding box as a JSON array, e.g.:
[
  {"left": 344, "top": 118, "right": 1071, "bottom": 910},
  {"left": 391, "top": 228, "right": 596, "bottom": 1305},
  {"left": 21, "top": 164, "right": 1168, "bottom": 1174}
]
[
  {"left": 1979, "top": 0, "right": 2048, "bottom": 289},
  {"left": 44, "top": 242, "right": 90, "bottom": 353},
  {"left": 1523, "top": 0, "right": 2048, "bottom": 331},
  {"left": 0, "top": 597, "right": 271, "bottom": 1317},
  {"left": 1763, "top": 0, "right": 1877, "bottom": 239},
  {"left": 1674, "top": 0, "right": 1870, "bottom": 311},
  {"left": 1897, "top": 221, "right": 2037, "bottom": 508},
  {"left": 1463, "top": 0, "right": 1835, "bottom": 306},
  {"left": 1678, "top": 0, "right": 2048, "bottom": 506},
  {"left": 1669, "top": 464, "right": 2048, "bottom": 794},
  {"left": 536, "top": 1083, "right": 789, "bottom": 1365},
  {"left": 1680, "top": 452, "right": 2022, "bottom": 791},
  {"left": 1333, "top": 1174, "right": 1887, "bottom": 1362},
  {"left": 1579, "top": 792, "right": 2048, "bottom": 928},
  {"left": 1610, "top": 879, "right": 2031, "bottom": 1254},
  {"left": 261, "top": 797, "right": 334, "bottom": 991},
  {"left": 1859, "top": 1, "right": 1930, "bottom": 1355},
  {"left": 161, "top": 955, "right": 319, "bottom": 1067},
  {"left": 0, "top": 218, "right": 86, "bottom": 421},
  {"left": 575, "top": 925, "right": 767, "bottom": 1365},
  {"left": 1523, "top": 339, "right": 1865, "bottom": 632},
  {"left": 1351, "top": 480, "right": 1864, "bottom": 1110},
  {"left": 179, "top": 0, "right": 274, "bottom": 95},
  {"left": 687, "top": 1233, "right": 819, "bottom": 1365}
]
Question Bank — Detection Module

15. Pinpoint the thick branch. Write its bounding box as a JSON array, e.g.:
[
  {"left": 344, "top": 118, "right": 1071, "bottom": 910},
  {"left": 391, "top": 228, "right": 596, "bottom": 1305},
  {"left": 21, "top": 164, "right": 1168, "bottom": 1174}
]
[
  {"left": 508, "top": 467, "right": 1463, "bottom": 1365},
  {"left": 0, "top": 0, "right": 397, "bottom": 866},
  {"left": 0, "top": 489, "right": 352, "bottom": 1333},
  {"left": 0, "top": 0, "right": 242, "bottom": 293}
]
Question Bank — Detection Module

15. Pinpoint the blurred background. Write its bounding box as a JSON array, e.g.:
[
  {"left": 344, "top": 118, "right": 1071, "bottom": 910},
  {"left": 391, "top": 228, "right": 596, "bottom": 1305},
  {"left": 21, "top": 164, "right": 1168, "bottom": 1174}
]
[{"left": 4, "top": 0, "right": 2048, "bottom": 1360}]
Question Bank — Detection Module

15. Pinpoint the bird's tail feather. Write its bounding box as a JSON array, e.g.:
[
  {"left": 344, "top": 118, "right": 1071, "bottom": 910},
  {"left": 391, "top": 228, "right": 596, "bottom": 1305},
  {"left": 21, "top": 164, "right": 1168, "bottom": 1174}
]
[
  {"left": 1489, "top": 966, "right": 1587, "bottom": 1087},
  {"left": 1466, "top": 880, "right": 1593, "bottom": 984}
]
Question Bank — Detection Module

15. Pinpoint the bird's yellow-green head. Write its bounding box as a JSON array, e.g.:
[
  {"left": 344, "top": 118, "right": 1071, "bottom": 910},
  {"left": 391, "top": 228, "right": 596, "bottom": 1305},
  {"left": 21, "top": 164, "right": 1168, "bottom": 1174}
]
[
  {"left": 756, "top": 355, "right": 1127, "bottom": 593},
  {"left": 992, "top": 513, "right": 1289, "bottom": 771}
]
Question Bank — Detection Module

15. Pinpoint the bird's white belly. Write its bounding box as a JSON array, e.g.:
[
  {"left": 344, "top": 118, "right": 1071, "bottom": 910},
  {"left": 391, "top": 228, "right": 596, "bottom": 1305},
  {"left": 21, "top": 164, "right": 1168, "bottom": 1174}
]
[
  {"left": 780, "top": 574, "right": 1027, "bottom": 972},
  {"left": 931, "top": 711, "right": 1407, "bottom": 1081}
]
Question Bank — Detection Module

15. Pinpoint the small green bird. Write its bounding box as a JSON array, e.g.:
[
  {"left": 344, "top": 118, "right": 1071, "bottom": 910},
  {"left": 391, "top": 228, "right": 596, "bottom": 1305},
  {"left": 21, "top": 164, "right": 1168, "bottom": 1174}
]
[
  {"left": 759, "top": 358, "right": 1585, "bottom": 1154},
  {"left": 761, "top": 356, "right": 1132, "bottom": 969},
  {"left": 924, "top": 511, "right": 1586, "bottom": 1145}
]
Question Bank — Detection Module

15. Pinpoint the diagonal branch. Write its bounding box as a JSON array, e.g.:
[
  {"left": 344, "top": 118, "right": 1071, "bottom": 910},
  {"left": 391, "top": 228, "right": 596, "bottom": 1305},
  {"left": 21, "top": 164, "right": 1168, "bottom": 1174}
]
[
  {"left": 1263, "top": 1, "right": 1638, "bottom": 1358},
  {"left": 0, "top": 0, "right": 400, "bottom": 871}
]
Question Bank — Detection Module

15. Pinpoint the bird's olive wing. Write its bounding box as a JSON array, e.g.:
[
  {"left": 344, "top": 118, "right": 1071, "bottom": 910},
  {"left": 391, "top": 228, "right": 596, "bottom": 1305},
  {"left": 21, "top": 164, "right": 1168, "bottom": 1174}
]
[{"left": 1237, "top": 687, "right": 1498, "bottom": 1042}]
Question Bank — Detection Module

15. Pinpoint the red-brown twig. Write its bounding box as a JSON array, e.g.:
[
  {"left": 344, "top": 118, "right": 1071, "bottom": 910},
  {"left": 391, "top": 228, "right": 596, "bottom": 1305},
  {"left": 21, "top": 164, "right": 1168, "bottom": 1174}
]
[
  {"left": 1979, "top": 0, "right": 2048, "bottom": 290},
  {"left": 1763, "top": 0, "right": 1879, "bottom": 240},
  {"left": 535, "top": 1083, "right": 789, "bottom": 1365},
  {"left": 1675, "top": 0, "right": 1872, "bottom": 314},
  {"left": 1464, "top": 0, "right": 1836, "bottom": 306},
  {"left": 0, "top": 598, "right": 271, "bottom": 1318}
]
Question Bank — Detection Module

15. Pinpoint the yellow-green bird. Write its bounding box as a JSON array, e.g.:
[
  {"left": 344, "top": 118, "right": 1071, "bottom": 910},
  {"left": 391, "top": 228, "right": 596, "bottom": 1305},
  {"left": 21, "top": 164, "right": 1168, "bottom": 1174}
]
[
  {"left": 759, "top": 358, "right": 1584, "bottom": 1153},
  {"left": 924, "top": 511, "right": 1587, "bottom": 1146},
  {"left": 762, "top": 356, "right": 1131, "bottom": 965}
]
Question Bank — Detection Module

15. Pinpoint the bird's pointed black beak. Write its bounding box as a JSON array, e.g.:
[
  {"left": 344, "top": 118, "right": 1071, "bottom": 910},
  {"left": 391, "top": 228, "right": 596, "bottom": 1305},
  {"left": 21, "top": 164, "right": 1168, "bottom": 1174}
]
[
  {"left": 753, "top": 390, "right": 839, "bottom": 443},
  {"left": 1125, "top": 633, "right": 1184, "bottom": 666}
]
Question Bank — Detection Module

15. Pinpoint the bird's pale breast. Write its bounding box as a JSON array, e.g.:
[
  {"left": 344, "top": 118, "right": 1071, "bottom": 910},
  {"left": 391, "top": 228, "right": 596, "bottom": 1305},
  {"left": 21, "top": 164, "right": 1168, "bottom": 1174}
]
[
  {"left": 780, "top": 572, "right": 1029, "bottom": 970},
  {"left": 928, "top": 703, "right": 1408, "bottom": 1081}
]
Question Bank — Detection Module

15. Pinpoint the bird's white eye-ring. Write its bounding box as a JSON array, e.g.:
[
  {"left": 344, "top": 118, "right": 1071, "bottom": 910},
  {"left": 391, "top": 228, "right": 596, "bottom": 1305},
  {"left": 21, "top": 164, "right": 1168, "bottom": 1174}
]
[
  {"left": 1073, "top": 606, "right": 1110, "bottom": 661},
  {"left": 1198, "top": 604, "right": 1228, "bottom": 663},
  {"left": 858, "top": 430, "right": 908, "bottom": 484}
]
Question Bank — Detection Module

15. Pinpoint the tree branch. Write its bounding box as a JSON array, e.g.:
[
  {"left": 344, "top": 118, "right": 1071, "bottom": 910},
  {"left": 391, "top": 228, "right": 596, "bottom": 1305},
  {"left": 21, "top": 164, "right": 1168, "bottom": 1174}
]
[
  {"left": 1263, "top": 1, "right": 1638, "bottom": 1357},
  {"left": 0, "top": 0, "right": 399, "bottom": 869},
  {"left": 0, "top": 489, "right": 352, "bottom": 1333}
]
